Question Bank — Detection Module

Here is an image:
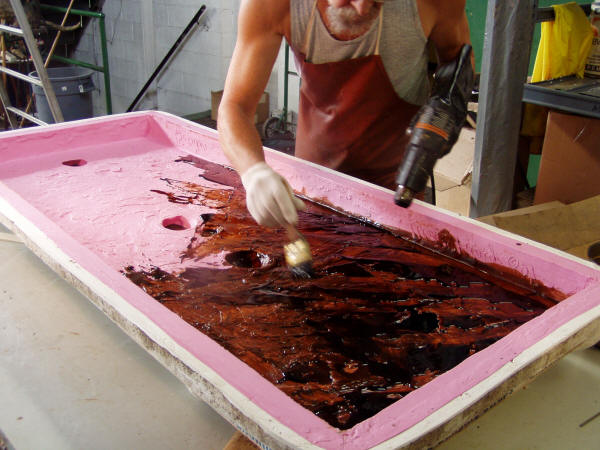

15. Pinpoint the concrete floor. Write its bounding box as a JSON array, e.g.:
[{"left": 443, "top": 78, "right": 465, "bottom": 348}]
[
  {"left": 0, "top": 225, "right": 234, "bottom": 450},
  {"left": 0, "top": 223, "right": 599, "bottom": 449}
]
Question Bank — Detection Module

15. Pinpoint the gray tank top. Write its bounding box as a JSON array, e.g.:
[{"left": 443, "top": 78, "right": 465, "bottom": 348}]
[{"left": 290, "top": 0, "right": 429, "bottom": 105}]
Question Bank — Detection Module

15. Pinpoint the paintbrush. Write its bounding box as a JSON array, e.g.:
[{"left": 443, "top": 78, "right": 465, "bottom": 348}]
[{"left": 283, "top": 225, "right": 314, "bottom": 278}]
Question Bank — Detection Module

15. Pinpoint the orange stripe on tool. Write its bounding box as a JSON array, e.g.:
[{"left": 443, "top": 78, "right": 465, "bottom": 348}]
[{"left": 415, "top": 123, "right": 449, "bottom": 140}]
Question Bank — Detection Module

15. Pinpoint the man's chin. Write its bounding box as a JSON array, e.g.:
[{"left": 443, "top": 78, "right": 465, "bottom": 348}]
[{"left": 325, "top": 6, "right": 379, "bottom": 36}]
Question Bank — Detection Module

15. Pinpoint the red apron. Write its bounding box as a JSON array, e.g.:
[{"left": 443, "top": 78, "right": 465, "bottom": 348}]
[{"left": 292, "top": 3, "right": 421, "bottom": 190}]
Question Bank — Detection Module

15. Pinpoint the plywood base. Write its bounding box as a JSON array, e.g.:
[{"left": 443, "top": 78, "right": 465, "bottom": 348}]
[{"left": 224, "top": 432, "right": 259, "bottom": 450}]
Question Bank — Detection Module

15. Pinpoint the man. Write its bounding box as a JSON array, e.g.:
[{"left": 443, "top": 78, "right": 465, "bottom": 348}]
[{"left": 218, "top": 0, "right": 472, "bottom": 228}]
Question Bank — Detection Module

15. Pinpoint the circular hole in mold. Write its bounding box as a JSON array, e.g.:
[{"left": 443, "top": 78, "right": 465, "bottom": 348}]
[
  {"left": 62, "top": 159, "right": 87, "bottom": 167},
  {"left": 225, "top": 250, "right": 272, "bottom": 269},
  {"left": 162, "top": 216, "right": 191, "bottom": 231}
]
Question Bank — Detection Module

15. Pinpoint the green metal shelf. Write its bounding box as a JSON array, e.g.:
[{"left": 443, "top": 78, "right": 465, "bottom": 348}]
[{"left": 40, "top": 3, "right": 112, "bottom": 114}]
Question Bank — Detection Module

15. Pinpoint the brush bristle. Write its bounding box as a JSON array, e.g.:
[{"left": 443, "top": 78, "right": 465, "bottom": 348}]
[
  {"left": 289, "top": 262, "right": 314, "bottom": 279},
  {"left": 284, "top": 238, "right": 314, "bottom": 278}
]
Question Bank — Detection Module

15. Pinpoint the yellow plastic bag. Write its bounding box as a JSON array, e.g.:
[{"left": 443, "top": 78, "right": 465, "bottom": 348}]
[
  {"left": 532, "top": 2, "right": 594, "bottom": 82},
  {"left": 522, "top": 3, "right": 594, "bottom": 143}
]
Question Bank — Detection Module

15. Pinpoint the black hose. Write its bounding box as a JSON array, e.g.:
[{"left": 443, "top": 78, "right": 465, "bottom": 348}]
[{"left": 429, "top": 168, "right": 436, "bottom": 206}]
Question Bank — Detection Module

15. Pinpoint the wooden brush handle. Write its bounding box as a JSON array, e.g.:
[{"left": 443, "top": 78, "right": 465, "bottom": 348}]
[{"left": 285, "top": 224, "right": 300, "bottom": 241}]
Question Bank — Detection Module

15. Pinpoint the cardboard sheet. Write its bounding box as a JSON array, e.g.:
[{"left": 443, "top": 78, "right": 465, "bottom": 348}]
[
  {"left": 479, "top": 196, "right": 600, "bottom": 261},
  {"left": 535, "top": 111, "right": 600, "bottom": 205},
  {"left": 430, "top": 128, "right": 475, "bottom": 217}
]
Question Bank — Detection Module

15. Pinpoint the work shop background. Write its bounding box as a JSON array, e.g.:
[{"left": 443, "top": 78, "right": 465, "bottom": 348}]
[
  {"left": 9, "top": 0, "right": 586, "bottom": 124},
  {"left": 72, "top": 0, "right": 282, "bottom": 119}
]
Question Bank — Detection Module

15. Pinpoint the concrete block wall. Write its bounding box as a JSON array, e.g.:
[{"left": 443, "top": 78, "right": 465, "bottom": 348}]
[{"left": 74, "top": 0, "right": 282, "bottom": 119}]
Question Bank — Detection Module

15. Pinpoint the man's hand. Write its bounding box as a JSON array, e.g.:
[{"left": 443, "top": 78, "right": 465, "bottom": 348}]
[{"left": 241, "top": 162, "right": 306, "bottom": 227}]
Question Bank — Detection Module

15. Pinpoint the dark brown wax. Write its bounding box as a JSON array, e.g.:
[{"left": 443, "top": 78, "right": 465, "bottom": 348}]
[{"left": 124, "top": 156, "right": 560, "bottom": 430}]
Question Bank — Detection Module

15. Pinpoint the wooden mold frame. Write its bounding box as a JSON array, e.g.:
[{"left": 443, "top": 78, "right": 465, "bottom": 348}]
[{"left": 0, "top": 111, "right": 598, "bottom": 449}]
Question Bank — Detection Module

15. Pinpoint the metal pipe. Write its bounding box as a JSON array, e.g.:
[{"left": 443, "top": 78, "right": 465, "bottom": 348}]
[
  {"left": 0, "top": 66, "right": 42, "bottom": 85},
  {"left": 50, "top": 55, "right": 103, "bottom": 73},
  {"left": 284, "top": 42, "right": 289, "bottom": 120},
  {"left": 40, "top": 4, "right": 105, "bottom": 19},
  {"left": 7, "top": 105, "right": 46, "bottom": 125},
  {"left": 98, "top": 15, "right": 111, "bottom": 114},
  {"left": 535, "top": 3, "right": 591, "bottom": 22},
  {"left": 127, "top": 5, "right": 207, "bottom": 112},
  {"left": 40, "top": 3, "right": 112, "bottom": 114},
  {"left": 471, "top": 0, "right": 538, "bottom": 217},
  {"left": 0, "top": 24, "right": 23, "bottom": 36}
]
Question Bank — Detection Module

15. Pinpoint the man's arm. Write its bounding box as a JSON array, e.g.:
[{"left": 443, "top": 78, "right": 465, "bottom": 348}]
[
  {"left": 420, "top": 0, "right": 471, "bottom": 63},
  {"left": 217, "top": 0, "right": 288, "bottom": 174},
  {"left": 217, "top": 0, "right": 304, "bottom": 228}
]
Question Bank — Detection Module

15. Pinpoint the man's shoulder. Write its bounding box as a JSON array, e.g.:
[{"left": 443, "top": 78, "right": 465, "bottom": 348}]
[
  {"left": 241, "top": 0, "right": 290, "bottom": 34},
  {"left": 416, "top": 0, "right": 466, "bottom": 35},
  {"left": 418, "top": 0, "right": 466, "bottom": 20},
  {"left": 243, "top": 0, "right": 290, "bottom": 20}
]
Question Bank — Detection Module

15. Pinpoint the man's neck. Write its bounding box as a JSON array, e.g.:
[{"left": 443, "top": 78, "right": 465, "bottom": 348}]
[{"left": 316, "top": 0, "right": 381, "bottom": 41}]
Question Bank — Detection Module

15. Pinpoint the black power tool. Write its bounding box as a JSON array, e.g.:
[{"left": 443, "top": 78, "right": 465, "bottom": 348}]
[{"left": 395, "top": 44, "right": 474, "bottom": 208}]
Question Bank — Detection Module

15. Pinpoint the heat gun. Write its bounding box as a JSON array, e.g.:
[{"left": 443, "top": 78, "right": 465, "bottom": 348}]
[{"left": 395, "top": 44, "right": 474, "bottom": 208}]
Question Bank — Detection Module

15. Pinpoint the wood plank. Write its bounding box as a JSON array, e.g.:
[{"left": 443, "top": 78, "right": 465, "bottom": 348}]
[{"left": 223, "top": 432, "right": 258, "bottom": 450}]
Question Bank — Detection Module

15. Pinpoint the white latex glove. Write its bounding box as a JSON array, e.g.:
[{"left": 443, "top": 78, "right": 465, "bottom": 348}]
[{"left": 240, "top": 162, "right": 305, "bottom": 227}]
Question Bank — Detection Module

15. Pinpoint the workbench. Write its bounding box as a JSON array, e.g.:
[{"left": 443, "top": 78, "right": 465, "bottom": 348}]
[
  {"left": 0, "top": 111, "right": 599, "bottom": 448},
  {"left": 1, "top": 224, "right": 599, "bottom": 449}
]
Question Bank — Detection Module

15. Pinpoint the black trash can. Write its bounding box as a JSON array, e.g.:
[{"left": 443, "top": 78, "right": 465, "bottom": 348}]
[{"left": 29, "top": 67, "right": 95, "bottom": 123}]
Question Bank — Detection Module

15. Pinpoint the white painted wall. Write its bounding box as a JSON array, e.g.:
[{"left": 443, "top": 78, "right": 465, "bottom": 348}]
[{"left": 74, "top": 0, "right": 296, "bottom": 120}]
